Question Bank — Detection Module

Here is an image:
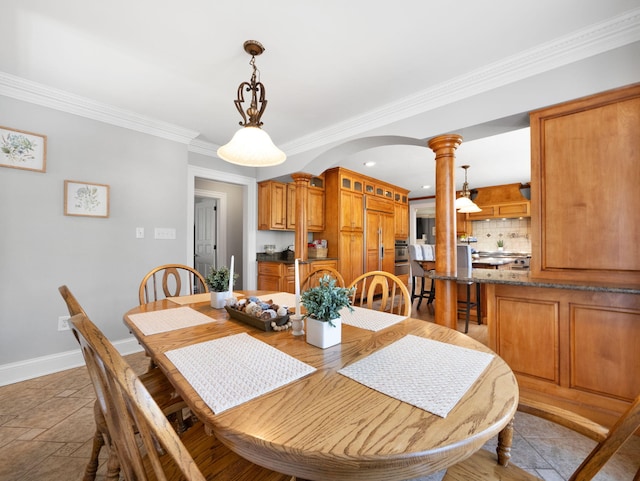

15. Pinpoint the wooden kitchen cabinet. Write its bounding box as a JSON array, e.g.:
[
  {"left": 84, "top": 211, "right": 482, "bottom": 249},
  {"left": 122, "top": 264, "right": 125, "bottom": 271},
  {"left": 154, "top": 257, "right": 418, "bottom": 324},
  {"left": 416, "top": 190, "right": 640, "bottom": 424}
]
[
  {"left": 456, "top": 211, "right": 469, "bottom": 237},
  {"left": 486, "top": 283, "right": 640, "bottom": 427},
  {"left": 394, "top": 192, "right": 409, "bottom": 240},
  {"left": 320, "top": 167, "right": 407, "bottom": 286},
  {"left": 257, "top": 262, "right": 295, "bottom": 293},
  {"left": 258, "top": 179, "right": 325, "bottom": 232},
  {"left": 467, "top": 200, "right": 530, "bottom": 220},
  {"left": 463, "top": 183, "right": 531, "bottom": 221},
  {"left": 257, "top": 260, "right": 338, "bottom": 293},
  {"left": 258, "top": 181, "right": 287, "bottom": 230},
  {"left": 365, "top": 210, "right": 395, "bottom": 273},
  {"left": 339, "top": 190, "right": 363, "bottom": 231},
  {"left": 307, "top": 185, "right": 325, "bottom": 232},
  {"left": 530, "top": 83, "right": 640, "bottom": 284},
  {"left": 339, "top": 232, "right": 364, "bottom": 286},
  {"left": 481, "top": 83, "right": 640, "bottom": 427}
]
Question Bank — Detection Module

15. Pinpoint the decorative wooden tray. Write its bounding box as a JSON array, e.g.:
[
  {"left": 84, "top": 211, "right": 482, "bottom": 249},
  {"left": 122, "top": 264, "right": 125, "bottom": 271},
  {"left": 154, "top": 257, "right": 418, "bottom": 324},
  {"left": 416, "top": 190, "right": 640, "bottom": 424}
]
[{"left": 224, "top": 306, "right": 290, "bottom": 332}]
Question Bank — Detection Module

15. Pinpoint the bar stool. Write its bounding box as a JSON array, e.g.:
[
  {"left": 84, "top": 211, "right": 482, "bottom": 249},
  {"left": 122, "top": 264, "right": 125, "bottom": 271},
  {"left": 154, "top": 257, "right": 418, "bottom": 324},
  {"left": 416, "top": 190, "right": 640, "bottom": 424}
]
[
  {"left": 457, "top": 245, "right": 482, "bottom": 334},
  {"left": 409, "top": 244, "right": 435, "bottom": 310},
  {"left": 414, "top": 245, "right": 481, "bottom": 333}
]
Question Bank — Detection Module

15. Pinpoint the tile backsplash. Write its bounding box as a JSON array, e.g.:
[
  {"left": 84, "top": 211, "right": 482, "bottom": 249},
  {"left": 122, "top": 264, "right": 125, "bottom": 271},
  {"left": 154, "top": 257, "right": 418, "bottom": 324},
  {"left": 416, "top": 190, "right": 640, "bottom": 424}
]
[{"left": 469, "top": 218, "right": 531, "bottom": 253}]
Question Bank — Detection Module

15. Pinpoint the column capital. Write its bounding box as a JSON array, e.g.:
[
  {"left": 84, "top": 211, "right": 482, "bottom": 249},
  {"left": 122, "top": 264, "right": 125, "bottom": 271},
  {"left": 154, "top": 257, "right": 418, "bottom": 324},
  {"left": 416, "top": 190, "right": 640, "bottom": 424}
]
[
  {"left": 428, "top": 134, "right": 463, "bottom": 155},
  {"left": 291, "top": 172, "right": 313, "bottom": 183}
]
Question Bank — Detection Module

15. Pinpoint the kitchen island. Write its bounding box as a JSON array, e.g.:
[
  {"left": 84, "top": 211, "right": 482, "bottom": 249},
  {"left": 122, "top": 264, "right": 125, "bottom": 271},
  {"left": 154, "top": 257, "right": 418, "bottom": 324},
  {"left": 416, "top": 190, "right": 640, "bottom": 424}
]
[{"left": 430, "top": 268, "right": 640, "bottom": 428}]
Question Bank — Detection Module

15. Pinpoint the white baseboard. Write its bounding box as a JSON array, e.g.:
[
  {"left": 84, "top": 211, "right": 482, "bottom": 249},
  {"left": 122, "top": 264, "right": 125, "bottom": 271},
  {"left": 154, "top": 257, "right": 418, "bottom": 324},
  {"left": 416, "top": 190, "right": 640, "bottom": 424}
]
[{"left": 0, "top": 337, "right": 143, "bottom": 386}]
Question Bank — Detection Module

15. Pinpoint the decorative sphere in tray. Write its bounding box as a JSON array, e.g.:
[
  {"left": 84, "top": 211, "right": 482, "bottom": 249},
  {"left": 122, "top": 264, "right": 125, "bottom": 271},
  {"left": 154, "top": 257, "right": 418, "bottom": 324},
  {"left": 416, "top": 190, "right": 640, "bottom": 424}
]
[{"left": 224, "top": 296, "right": 292, "bottom": 331}]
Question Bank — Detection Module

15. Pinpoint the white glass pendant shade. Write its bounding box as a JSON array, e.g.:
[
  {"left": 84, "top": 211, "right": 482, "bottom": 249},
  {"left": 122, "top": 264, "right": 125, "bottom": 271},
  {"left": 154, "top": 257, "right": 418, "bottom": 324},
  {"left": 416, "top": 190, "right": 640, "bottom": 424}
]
[
  {"left": 458, "top": 202, "right": 482, "bottom": 213},
  {"left": 217, "top": 126, "right": 286, "bottom": 167},
  {"left": 454, "top": 196, "right": 474, "bottom": 209}
]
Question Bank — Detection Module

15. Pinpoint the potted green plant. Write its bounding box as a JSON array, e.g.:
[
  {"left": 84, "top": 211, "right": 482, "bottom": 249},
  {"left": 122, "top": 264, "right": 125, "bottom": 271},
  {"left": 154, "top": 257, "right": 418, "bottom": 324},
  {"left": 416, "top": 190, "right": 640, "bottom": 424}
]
[
  {"left": 496, "top": 239, "right": 504, "bottom": 251},
  {"left": 206, "top": 265, "right": 236, "bottom": 308},
  {"left": 301, "top": 275, "right": 354, "bottom": 348}
]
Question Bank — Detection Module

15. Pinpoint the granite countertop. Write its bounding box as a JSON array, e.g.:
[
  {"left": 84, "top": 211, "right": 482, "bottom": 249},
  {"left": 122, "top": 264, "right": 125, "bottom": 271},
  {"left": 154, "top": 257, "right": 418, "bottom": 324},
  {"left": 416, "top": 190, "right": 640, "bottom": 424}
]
[
  {"left": 256, "top": 253, "right": 339, "bottom": 264},
  {"left": 429, "top": 268, "right": 640, "bottom": 295}
]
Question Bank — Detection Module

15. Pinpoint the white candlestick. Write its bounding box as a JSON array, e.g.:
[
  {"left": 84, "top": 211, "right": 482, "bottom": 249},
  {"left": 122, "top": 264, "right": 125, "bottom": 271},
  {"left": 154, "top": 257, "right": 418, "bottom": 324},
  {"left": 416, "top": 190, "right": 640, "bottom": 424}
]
[
  {"left": 228, "top": 255, "right": 234, "bottom": 294},
  {"left": 294, "top": 258, "right": 301, "bottom": 316}
]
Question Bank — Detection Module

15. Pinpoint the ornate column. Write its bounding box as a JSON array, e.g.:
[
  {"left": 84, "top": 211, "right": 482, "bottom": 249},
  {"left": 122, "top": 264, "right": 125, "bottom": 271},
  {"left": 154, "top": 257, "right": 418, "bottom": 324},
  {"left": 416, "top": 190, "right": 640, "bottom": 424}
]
[
  {"left": 291, "top": 172, "right": 312, "bottom": 261},
  {"left": 428, "top": 134, "right": 462, "bottom": 330}
]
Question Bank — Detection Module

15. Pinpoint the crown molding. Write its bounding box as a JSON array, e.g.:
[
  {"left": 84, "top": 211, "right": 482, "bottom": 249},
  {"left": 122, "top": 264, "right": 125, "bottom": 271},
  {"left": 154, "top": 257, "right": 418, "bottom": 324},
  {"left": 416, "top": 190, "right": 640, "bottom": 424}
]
[
  {"left": 0, "top": 71, "right": 200, "bottom": 144},
  {"left": 188, "top": 138, "right": 221, "bottom": 157},
  {"left": 280, "top": 7, "right": 640, "bottom": 156}
]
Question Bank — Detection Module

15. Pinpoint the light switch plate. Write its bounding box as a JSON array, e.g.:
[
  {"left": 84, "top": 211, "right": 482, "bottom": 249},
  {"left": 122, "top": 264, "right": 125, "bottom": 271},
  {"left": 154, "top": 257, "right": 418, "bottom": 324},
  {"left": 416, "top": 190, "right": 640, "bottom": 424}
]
[
  {"left": 136, "top": 227, "right": 144, "bottom": 238},
  {"left": 154, "top": 227, "right": 176, "bottom": 240}
]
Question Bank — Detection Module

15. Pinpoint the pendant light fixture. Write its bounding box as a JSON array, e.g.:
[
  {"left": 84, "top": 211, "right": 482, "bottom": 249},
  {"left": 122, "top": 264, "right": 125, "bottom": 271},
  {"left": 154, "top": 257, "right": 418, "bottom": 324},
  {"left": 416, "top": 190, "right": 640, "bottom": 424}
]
[
  {"left": 455, "top": 165, "right": 482, "bottom": 213},
  {"left": 217, "top": 40, "right": 286, "bottom": 167}
]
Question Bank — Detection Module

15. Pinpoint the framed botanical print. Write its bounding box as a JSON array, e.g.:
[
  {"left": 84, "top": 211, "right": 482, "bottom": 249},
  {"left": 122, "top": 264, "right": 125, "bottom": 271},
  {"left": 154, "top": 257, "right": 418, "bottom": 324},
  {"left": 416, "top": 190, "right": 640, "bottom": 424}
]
[
  {"left": 0, "top": 126, "right": 47, "bottom": 172},
  {"left": 64, "top": 180, "right": 110, "bottom": 218}
]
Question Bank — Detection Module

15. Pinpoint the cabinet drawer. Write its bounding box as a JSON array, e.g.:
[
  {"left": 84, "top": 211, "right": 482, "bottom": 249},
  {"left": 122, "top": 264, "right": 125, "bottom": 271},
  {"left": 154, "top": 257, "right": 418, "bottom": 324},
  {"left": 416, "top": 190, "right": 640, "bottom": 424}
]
[
  {"left": 497, "top": 202, "right": 529, "bottom": 216},
  {"left": 468, "top": 206, "right": 494, "bottom": 220},
  {"left": 258, "top": 262, "right": 283, "bottom": 276}
]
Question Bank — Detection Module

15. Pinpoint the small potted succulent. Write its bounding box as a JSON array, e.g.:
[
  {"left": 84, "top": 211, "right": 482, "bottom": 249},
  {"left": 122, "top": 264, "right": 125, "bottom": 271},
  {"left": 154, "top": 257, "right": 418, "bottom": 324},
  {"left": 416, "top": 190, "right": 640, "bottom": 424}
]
[
  {"left": 206, "top": 265, "right": 237, "bottom": 308},
  {"left": 301, "top": 275, "right": 354, "bottom": 348},
  {"left": 496, "top": 239, "right": 505, "bottom": 251}
]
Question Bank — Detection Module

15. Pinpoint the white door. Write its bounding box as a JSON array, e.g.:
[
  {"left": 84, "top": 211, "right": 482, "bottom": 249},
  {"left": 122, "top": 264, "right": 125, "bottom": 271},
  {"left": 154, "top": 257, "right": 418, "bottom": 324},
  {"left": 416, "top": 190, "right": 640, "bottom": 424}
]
[{"left": 195, "top": 197, "right": 217, "bottom": 279}]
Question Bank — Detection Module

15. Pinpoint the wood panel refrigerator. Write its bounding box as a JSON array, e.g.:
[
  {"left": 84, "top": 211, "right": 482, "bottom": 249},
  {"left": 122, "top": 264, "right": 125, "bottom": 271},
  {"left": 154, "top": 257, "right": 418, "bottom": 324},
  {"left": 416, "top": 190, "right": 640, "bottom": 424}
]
[{"left": 365, "top": 209, "right": 395, "bottom": 274}]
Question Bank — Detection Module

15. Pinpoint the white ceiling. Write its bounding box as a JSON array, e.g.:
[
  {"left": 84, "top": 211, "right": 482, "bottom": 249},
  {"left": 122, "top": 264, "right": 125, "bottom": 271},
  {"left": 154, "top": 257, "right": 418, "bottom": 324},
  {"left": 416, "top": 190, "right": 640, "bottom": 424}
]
[{"left": 1, "top": 1, "right": 639, "bottom": 196}]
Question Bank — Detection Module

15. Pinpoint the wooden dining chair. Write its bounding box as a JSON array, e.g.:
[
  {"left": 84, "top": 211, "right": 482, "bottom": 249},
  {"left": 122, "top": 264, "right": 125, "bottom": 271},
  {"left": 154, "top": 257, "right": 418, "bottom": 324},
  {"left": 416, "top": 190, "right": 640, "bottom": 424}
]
[
  {"left": 300, "top": 265, "right": 345, "bottom": 291},
  {"left": 69, "top": 312, "right": 293, "bottom": 481},
  {"left": 348, "top": 270, "right": 412, "bottom": 317},
  {"left": 138, "top": 263, "right": 209, "bottom": 305},
  {"left": 443, "top": 395, "right": 640, "bottom": 481},
  {"left": 59, "top": 285, "right": 189, "bottom": 481}
]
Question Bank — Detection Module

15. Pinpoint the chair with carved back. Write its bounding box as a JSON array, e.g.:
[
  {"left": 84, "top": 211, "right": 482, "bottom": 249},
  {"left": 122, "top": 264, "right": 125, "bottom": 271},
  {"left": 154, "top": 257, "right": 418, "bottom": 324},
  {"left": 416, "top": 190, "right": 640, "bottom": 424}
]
[
  {"left": 69, "top": 312, "right": 293, "bottom": 481},
  {"left": 443, "top": 395, "right": 640, "bottom": 481},
  {"left": 348, "top": 270, "right": 412, "bottom": 317},
  {"left": 59, "top": 285, "right": 189, "bottom": 481},
  {"left": 300, "top": 265, "right": 345, "bottom": 291},
  {"left": 138, "top": 263, "right": 209, "bottom": 305}
]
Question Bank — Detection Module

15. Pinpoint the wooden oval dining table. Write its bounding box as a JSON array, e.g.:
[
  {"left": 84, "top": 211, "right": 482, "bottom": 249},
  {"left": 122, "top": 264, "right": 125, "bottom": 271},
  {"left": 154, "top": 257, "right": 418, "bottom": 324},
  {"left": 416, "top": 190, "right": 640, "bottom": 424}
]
[{"left": 123, "top": 292, "right": 518, "bottom": 481}]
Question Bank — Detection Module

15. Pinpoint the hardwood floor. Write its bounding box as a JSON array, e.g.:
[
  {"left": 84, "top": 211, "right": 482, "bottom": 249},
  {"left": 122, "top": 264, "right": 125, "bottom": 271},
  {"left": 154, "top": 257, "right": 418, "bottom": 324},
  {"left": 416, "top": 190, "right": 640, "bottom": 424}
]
[{"left": 0, "top": 301, "right": 637, "bottom": 481}]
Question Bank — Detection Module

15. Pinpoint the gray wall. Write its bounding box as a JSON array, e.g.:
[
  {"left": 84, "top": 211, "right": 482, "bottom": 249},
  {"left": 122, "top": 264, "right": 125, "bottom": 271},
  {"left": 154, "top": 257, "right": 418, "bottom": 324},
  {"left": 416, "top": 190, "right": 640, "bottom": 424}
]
[{"left": 0, "top": 96, "right": 190, "bottom": 366}]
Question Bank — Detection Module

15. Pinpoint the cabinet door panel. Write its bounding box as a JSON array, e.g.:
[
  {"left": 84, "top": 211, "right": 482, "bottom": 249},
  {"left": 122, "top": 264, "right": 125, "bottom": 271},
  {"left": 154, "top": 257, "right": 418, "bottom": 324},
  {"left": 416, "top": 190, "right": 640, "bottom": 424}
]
[
  {"left": 271, "top": 183, "right": 287, "bottom": 230},
  {"left": 308, "top": 188, "right": 325, "bottom": 231},
  {"left": 495, "top": 296, "right": 559, "bottom": 383},
  {"left": 531, "top": 85, "right": 640, "bottom": 282},
  {"left": 571, "top": 304, "right": 640, "bottom": 401}
]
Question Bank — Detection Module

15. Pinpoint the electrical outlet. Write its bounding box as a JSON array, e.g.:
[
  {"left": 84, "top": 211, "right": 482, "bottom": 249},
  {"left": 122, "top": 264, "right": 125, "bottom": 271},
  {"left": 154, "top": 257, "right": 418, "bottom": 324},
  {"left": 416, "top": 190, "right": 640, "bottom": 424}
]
[{"left": 58, "top": 315, "right": 71, "bottom": 331}]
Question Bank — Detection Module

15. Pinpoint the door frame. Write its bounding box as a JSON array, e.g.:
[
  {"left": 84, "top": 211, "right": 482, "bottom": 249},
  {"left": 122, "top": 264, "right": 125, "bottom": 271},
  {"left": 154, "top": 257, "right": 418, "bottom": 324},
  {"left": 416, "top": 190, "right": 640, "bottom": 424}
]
[
  {"left": 194, "top": 190, "right": 226, "bottom": 273},
  {"left": 187, "top": 165, "right": 258, "bottom": 289}
]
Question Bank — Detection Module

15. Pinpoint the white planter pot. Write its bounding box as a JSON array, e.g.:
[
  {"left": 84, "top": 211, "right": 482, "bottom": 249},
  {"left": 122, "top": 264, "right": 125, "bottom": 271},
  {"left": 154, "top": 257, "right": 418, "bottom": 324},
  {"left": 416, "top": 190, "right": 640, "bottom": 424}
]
[
  {"left": 210, "top": 291, "right": 230, "bottom": 309},
  {"left": 306, "top": 317, "right": 341, "bottom": 349}
]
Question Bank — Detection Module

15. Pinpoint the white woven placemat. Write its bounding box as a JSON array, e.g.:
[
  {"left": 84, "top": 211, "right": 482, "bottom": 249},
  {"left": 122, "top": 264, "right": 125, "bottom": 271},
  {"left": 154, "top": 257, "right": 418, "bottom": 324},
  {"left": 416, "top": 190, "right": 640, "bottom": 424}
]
[
  {"left": 128, "top": 307, "right": 213, "bottom": 335},
  {"left": 168, "top": 293, "right": 212, "bottom": 305},
  {"left": 338, "top": 335, "right": 494, "bottom": 417},
  {"left": 339, "top": 305, "right": 406, "bottom": 331},
  {"left": 166, "top": 333, "right": 316, "bottom": 413},
  {"left": 261, "top": 292, "right": 296, "bottom": 308}
]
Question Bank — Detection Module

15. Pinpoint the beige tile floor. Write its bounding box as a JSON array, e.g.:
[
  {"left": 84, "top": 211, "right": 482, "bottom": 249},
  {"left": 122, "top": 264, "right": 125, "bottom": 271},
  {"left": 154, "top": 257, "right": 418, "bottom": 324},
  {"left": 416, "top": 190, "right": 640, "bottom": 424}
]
[{"left": 0, "top": 303, "right": 638, "bottom": 481}]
